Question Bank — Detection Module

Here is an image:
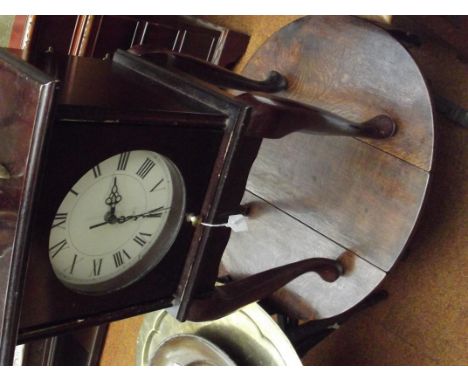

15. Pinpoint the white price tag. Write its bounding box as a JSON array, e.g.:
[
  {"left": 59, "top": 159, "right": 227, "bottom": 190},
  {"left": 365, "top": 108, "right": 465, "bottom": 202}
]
[{"left": 226, "top": 214, "right": 249, "bottom": 232}]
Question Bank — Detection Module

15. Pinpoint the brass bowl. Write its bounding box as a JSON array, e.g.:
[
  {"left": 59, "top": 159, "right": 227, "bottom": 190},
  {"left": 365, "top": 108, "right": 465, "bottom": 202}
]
[
  {"left": 136, "top": 302, "right": 302, "bottom": 366},
  {"left": 150, "top": 334, "right": 236, "bottom": 366}
]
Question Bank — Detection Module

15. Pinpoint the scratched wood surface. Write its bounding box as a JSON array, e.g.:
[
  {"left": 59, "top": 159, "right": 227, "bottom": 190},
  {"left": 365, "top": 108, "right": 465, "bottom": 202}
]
[
  {"left": 223, "top": 192, "right": 386, "bottom": 320},
  {"left": 221, "top": 16, "right": 434, "bottom": 319},
  {"left": 246, "top": 134, "right": 429, "bottom": 272},
  {"left": 242, "top": 16, "right": 434, "bottom": 171}
]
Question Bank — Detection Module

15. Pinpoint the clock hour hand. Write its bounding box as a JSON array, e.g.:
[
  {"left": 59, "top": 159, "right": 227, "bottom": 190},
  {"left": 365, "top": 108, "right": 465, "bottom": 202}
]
[
  {"left": 89, "top": 214, "right": 118, "bottom": 229},
  {"left": 105, "top": 177, "right": 123, "bottom": 216},
  {"left": 89, "top": 221, "right": 110, "bottom": 230},
  {"left": 90, "top": 206, "right": 120, "bottom": 229}
]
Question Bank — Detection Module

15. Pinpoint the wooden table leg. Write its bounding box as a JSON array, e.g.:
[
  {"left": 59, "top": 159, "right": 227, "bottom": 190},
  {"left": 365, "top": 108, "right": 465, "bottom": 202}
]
[{"left": 184, "top": 257, "right": 344, "bottom": 322}]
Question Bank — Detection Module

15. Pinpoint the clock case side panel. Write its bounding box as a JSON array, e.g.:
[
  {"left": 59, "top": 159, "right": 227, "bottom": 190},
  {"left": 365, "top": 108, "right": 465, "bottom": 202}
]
[
  {"left": 110, "top": 52, "right": 265, "bottom": 320},
  {"left": 0, "top": 48, "right": 56, "bottom": 365}
]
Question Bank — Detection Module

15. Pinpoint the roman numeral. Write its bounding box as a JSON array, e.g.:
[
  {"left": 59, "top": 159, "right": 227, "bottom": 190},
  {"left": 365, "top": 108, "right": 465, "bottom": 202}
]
[
  {"left": 123, "top": 249, "right": 131, "bottom": 260},
  {"left": 70, "top": 254, "right": 78, "bottom": 274},
  {"left": 113, "top": 251, "right": 124, "bottom": 267},
  {"left": 111, "top": 250, "right": 131, "bottom": 269},
  {"left": 93, "top": 258, "right": 103, "bottom": 276},
  {"left": 133, "top": 232, "right": 151, "bottom": 247},
  {"left": 150, "top": 178, "right": 164, "bottom": 192},
  {"left": 52, "top": 213, "right": 67, "bottom": 229},
  {"left": 136, "top": 158, "right": 155, "bottom": 179},
  {"left": 49, "top": 239, "right": 67, "bottom": 258},
  {"left": 92, "top": 165, "right": 101, "bottom": 178},
  {"left": 133, "top": 236, "right": 145, "bottom": 247},
  {"left": 117, "top": 152, "right": 130, "bottom": 171}
]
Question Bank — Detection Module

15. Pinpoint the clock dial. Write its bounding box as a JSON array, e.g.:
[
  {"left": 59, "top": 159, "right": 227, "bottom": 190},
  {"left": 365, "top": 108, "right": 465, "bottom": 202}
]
[{"left": 48, "top": 150, "right": 186, "bottom": 294}]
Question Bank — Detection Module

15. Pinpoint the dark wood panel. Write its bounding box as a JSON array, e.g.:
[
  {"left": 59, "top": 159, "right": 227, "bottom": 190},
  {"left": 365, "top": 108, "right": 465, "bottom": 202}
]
[
  {"left": 139, "top": 22, "right": 179, "bottom": 49},
  {"left": 91, "top": 16, "right": 139, "bottom": 59},
  {"left": 130, "top": 16, "right": 250, "bottom": 67},
  {"left": 24, "top": 16, "right": 249, "bottom": 69},
  {"left": 0, "top": 48, "right": 56, "bottom": 364},
  {"left": 179, "top": 29, "right": 218, "bottom": 62},
  {"left": 28, "top": 16, "right": 78, "bottom": 57},
  {"left": 54, "top": 54, "right": 215, "bottom": 114},
  {"left": 21, "top": 324, "right": 108, "bottom": 365}
]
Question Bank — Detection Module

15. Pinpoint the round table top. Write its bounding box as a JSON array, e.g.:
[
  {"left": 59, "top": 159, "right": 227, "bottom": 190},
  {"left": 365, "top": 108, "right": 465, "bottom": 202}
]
[{"left": 222, "top": 16, "right": 434, "bottom": 320}]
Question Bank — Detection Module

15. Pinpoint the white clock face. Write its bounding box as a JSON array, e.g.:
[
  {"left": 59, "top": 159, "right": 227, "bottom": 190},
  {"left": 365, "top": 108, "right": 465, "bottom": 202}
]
[{"left": 48, "top": 150, "right": 186, "bottom": 294}]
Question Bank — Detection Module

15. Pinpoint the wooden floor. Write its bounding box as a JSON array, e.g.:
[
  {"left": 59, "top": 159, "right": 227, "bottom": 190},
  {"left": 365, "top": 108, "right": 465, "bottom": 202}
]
[{"left": 100, "top": 16, "right": 467, "bottom": 366}]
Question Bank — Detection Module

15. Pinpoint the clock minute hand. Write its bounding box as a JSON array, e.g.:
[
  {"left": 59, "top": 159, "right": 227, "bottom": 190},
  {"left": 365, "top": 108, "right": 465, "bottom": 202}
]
[
  {"left": 89, "top": 211, "right": 157, "bottom": 229},
  {"left": 116, "top": 207, "right": 170, "bottom": 223},
  {"left": 89, "top": 207, "right": 170, "bottom": 229},
  {"left": 139, "top": 206, "right": 171, "bottom": 218}
]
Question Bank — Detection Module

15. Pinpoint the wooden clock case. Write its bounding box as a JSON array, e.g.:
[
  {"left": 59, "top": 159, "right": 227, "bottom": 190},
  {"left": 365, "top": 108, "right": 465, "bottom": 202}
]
[
  {"left": 0, "top": 47, "right": 264, "bottom": 363},
  {"left": 31, "top": 51, "right": 262, "bottom": 333}
]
